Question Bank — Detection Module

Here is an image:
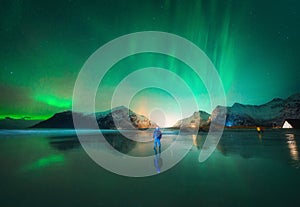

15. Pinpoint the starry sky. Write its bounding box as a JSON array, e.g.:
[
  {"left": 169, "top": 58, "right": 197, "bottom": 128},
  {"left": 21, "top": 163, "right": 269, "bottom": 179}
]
[{"left": 0, "top": 0, "right": 299, "bottom": 126}]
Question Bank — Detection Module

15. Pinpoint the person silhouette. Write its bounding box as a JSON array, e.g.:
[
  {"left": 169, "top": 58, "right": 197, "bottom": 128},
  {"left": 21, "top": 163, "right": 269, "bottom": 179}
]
[{"left": 153, "top": 127, "right": 162, "bottom": 153}]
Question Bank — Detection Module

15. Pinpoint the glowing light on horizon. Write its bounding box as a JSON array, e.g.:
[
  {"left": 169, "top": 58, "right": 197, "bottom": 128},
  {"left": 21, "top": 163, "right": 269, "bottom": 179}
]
[{"left": 128, "top": 87, "right": 184, "bottom": 127}]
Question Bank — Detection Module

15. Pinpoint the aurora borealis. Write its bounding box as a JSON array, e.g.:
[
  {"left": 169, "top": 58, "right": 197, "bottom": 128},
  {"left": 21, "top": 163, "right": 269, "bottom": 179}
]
[{"left": 0, "top": 0, "right": 299, "bottom": 126}]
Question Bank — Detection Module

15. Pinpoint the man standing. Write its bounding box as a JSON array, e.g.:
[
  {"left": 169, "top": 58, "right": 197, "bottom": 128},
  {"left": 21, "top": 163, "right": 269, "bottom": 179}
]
[{"left": 153, "top": 127, "right": 162, "bottom": 153}]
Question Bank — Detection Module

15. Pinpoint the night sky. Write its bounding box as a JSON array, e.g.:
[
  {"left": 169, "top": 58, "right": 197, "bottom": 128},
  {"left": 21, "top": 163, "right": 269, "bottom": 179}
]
[{"left": 0, "top": 0, "right": 299, "bottom": 126}]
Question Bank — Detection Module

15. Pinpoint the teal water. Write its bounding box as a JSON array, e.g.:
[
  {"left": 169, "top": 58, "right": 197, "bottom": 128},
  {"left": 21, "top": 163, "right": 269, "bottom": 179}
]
[{"left": 0, "top": 129, "right": 300, "bottom": 207}]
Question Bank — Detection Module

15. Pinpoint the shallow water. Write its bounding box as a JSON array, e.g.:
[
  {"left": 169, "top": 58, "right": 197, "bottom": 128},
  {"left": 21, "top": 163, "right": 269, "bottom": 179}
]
[{"left": 0, "top": 129, "right": 300, "bottom": 207}]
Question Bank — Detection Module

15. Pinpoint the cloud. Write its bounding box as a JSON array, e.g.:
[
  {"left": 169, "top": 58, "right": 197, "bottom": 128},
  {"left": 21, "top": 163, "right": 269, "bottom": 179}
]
[
  {"left": 0, "top": 84, "right": 70, "bottom": 117},
  {"left": 0, "top": 84, "right": 33, "bottom": 109}
]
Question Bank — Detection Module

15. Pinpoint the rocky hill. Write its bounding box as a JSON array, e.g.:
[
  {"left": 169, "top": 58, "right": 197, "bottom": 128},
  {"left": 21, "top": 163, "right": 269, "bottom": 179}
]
[
  {"left": 31, "top": 106, "right": 157, "bottom": 129},
  {"left": 212, "top": 93, "right": 300, "bottom": 127},
  {"left": 173, "top": 111, "right": 211, "bottom": 129},
  {"left": 30, "top": 111, "right": 90, "bottom": 128},
  {"left": 96, "top": 106, "right": 157, "bottom": 129}
]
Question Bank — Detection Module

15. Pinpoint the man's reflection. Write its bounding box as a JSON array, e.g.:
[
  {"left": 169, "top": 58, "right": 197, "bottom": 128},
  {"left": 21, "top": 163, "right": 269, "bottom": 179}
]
[{"left": 154, "top": 150, "right": 163, "bottom": 173}]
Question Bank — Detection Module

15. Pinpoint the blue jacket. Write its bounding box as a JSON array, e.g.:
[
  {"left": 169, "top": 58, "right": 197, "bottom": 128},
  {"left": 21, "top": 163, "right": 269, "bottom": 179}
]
[{"left": 153, "top": 129, "right": 162, "bottom": 139}]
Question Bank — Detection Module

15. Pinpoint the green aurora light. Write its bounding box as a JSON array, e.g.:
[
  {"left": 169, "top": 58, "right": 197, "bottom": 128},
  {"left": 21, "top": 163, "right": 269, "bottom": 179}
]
[
  {"left": 35, "top": 94, "right": 72, "bottom": 108},
  {"left": 0, "top": 0, "right": 299, "bottom": 122}
]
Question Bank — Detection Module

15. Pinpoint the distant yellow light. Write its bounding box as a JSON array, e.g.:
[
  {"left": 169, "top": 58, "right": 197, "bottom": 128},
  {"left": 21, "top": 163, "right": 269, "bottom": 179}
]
[{"left": 191, "top": 123, "right": 196, "bottom": 128}]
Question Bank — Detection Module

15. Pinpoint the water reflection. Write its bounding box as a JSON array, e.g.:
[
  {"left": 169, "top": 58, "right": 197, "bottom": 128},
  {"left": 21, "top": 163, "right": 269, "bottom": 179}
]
[
  {"left": 192, "top": 134, "right": 205, "bottom": 150},
  {"left": 2, "top": 130, "right": 300, "bottom": 206},
  {"left": 285, "top": 133, "right": 299, "bottom": 166},
  {"left": 48, "top": 136, "right": 80, "bottom": 151},
  {"left": 192, "top": 134, "right": 197, "bottom": 147},
  {"left": 48, "top": 132, "right": 137, "bottom": 154},
  {"left": 21, "top": 154, "right": 65, "bottom": 172},
  {"left": 257, "top": 132, "right": 263, "bottom": 140},
  {"left": 154, "top": 151, "right": 163, "bottom": 173},
  {"left": 104, "top": 132, "right": 137, "bottom": 154},
  {"left": 216, "top": 130, "right": 261, "bottom": 159},
  {"left": 45, "top": 130, "right": 300, "bottom": 170}
]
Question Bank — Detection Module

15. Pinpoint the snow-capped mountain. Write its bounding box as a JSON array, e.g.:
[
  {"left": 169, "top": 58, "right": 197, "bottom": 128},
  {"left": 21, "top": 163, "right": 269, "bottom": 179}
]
[
  {"left": 31, "top": 106, "right": 157, "bottom": 129},
  {"left": 212, "top": 93, "right": 300, "bottom": 127},
  {"left": 27, "top": 93, "right": 300, "bottom": 129},
  {"left": 96, "top": 106, "right": 157, "bottom": 129},
  {"left": 174, "top": 93, "right": 300, "bottom": 128},
  {"left": 173, "top": 110, "right": 211, "bottom": 129}
]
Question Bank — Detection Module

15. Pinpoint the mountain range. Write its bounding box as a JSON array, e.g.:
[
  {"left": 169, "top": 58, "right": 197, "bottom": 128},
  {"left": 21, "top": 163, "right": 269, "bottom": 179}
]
[
  {"left": 212, "top": 93, "right": 300, "bottom": 127},
  {"left": 0, "top": 117, "right": 41, "bottom": 129},
  {"left": 1, "top": 93, "right": 299, "bottom": 129},
  {"left": 31, "top": 106, "right": 157, "bottom": 129},
  {"left": 172, "top": 93, "right": 300, "bottom": 128}
]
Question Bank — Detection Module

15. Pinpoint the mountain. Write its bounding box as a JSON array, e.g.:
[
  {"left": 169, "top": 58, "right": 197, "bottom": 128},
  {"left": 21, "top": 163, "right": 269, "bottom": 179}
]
[
  {"left": 0, "top": 117, "right": 41, "bottom": 129},
  {"left": 212, "top": 93, "right": 300, "bottom": 127},
  {"left": 173, "top": 93, "right": 300, "bottom": 129},
  {"left": 31, "top": 106, "right": 157, "bottom": 129},
  {"left": 173, "top": 111, "right": 211, "bottom": 129},
  {"left": 97, "top": 106, "right": 157, "bottom": 129},
  {"left": 30, "top": 93, "right": 300, "bottom": 129},
  {"left": 30, "top": 111, "right": 84, "bottom": 128}
]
